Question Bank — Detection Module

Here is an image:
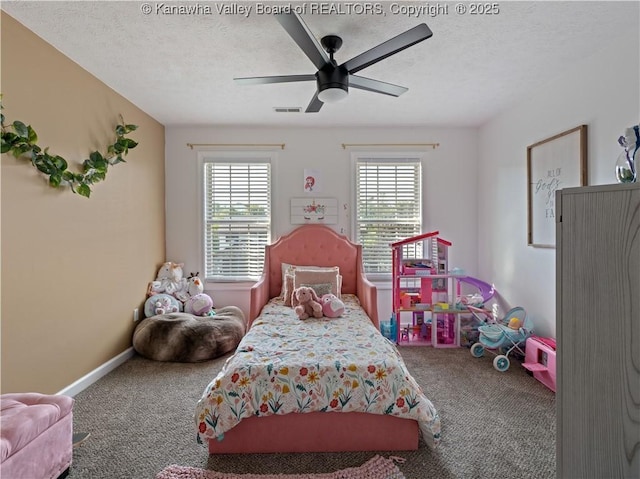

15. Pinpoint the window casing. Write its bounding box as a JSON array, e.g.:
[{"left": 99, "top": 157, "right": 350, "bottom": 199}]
[
  {"left": 353, "top": 155, "right": 423, "bottom": 277},
  {"left": 201, "top": 153, "right": 272, "bottom": 281}
]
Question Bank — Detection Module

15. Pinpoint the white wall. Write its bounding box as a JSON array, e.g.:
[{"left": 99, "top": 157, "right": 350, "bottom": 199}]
[
  {"left": 165, "top": 126, "right": 479, "bottom": 320},
  {"left": 478, "top": 29, "right": 640, "bottom": 339},
  {"left": 165, "top": 24, "right": 638, "bottom": 337}
]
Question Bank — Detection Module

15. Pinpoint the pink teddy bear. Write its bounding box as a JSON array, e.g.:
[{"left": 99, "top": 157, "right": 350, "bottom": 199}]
[{"left": 291, "top": 286, "right": 323, "bottom": 320}]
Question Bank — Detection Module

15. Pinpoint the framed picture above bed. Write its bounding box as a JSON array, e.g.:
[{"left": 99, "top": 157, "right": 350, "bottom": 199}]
[{"left": 290, "top": 197, "right": 338, "bottom": 224}]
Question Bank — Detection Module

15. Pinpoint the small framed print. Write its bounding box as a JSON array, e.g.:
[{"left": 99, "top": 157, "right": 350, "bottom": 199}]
[{"left": 303, "top": 169, "right": 322, "bottom": 193}]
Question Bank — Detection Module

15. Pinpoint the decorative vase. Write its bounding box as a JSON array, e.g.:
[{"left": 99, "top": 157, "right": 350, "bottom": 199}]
[
  {"left": 616, "top": 124, "right": 640, "bottom": 184},
  {"left": 615, "top": 148, "right": 637, "bottom": 183}
]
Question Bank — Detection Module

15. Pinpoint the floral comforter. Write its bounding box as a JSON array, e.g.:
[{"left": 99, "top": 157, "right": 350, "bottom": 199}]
[{"left": 195, "top": 295, "right": 441, "bottom": 449}]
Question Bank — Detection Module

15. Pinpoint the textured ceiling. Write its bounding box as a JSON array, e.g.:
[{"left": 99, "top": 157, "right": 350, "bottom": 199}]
[{"left": 2, "top": 1, "right": 638, "bottom": 127}]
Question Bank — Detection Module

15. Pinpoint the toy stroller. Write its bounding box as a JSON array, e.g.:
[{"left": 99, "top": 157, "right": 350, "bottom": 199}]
[{"left": 469, "top": 306, "right": 533, "bottom": 372}]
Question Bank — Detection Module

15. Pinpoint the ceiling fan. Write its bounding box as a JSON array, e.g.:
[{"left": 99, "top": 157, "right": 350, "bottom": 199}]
[{"left": 234, "top": 12, "right": 433, "bottom": 112}]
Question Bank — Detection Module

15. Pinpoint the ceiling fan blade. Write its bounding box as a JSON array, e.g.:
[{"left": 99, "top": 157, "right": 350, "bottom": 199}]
[
  {"left": 349, "top": 75, "right": 408, "bottom": 97},
  {"left": 275, "top": 12, "right": 330, "bottom": 70},
  {"left": 305, "top": 92, "right": 324, "bottom": 113},
  {"left": 342, "top": 23, "right": 433, "bottom": 75},
  {"left": 234, "top": 74, "right": 316, "bottom": 85}
]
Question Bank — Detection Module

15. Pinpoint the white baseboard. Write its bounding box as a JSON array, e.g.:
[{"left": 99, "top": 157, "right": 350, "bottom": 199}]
[{"left": 56, "top": 347, "right": 135, "bottom": 397}]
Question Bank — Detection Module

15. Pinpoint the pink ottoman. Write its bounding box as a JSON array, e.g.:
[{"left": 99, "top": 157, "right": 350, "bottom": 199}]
[{"left": 1, "top": 393, "right": 74, "bottom": 479}]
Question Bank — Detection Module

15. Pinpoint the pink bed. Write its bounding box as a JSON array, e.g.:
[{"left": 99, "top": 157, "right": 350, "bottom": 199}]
[{"left": 198, "top": 225, "right": 439, "bottom": 454}]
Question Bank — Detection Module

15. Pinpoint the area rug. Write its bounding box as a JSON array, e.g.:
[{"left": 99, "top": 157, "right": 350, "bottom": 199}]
[{"left": 155, "top": 455, "right": 406, "bottom": 479}]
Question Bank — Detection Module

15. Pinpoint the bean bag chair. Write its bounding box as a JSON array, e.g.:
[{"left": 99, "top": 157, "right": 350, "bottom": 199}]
[{"left": 132, "top": 306, "right": 246, "bottom": 362}]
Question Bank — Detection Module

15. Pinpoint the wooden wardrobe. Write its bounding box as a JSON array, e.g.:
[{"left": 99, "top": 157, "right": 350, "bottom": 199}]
[{"left": 556, "top": 183, "right": 640, "bottom": 478}]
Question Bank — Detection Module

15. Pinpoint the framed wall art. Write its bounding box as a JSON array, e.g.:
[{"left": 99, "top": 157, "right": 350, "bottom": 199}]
[
  {"left": 527, "top": 124, "right": 588, "bottom": 247},
  {"left": 290, "top": 197, "right": 338, "bottom": 224}
]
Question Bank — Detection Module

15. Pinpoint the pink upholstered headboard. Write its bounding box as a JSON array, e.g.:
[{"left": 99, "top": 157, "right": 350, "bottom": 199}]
[
  {"left": 249, "top": 225, "right": 378, "bottom": 328},
  {"left": 266, "top": 225, "right": 359, "bottom": 299}
]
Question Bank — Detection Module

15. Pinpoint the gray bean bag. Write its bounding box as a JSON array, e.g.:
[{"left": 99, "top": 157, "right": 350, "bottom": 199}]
[{"left": 132, "top": 306, "right": 246, "bottom": 362}]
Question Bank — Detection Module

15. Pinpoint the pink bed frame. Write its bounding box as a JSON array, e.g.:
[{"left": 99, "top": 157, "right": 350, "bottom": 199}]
[{"left": 208, "top": 225, "right": 420, "bottom": 454}]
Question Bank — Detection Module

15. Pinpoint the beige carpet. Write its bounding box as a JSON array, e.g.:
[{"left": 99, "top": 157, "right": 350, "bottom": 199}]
[{"left": 68, "top": 346, "right": 555, "bottom": 479}]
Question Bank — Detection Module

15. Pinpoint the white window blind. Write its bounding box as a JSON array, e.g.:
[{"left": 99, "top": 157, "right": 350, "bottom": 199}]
[
  {"left": 355, "top": 157, "right": 422, "bottom": 275},
  {"left": 203, "top": 159, "right": 271, "bottom": 280}
]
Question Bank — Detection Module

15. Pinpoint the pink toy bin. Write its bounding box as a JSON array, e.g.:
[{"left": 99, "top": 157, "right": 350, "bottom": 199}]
[{"left": 522, "top": 336, "right": 556, "bottom": 392}]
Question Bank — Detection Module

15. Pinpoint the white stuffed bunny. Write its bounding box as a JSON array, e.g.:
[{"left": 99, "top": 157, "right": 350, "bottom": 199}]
[{"left": 147, "top": 262, "right": 189, "bottom": 302}]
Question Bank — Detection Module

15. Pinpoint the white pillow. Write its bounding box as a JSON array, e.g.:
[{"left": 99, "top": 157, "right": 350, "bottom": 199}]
[
  {"left": 280, "top": 262, "right": 295, "bottom": 297},
  {"left": 293, "top": 268, "right": 340, "bottom": 298},
  {"left": 283, "top": 271, "right": 295, "bottom": 306},
  {"left": 279, "top": 263, "right": 340, "bottom": 296}
]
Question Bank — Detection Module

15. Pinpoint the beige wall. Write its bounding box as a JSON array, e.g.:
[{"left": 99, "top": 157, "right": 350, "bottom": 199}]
[{"left": 1, "top": 12, "right": 166, "bottom": 394}]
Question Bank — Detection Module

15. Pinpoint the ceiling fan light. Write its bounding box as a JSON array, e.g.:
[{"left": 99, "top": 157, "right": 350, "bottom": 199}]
[{"left": 318, "top": 87, "right": 348, "bottom": 103}]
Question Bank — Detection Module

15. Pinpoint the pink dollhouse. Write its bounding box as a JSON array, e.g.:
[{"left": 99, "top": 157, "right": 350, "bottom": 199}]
[{"left": 391, "top": 231, "right": 465, "bottom": 347}]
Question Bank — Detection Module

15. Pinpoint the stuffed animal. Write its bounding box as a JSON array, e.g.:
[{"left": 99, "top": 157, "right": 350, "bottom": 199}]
[
  {"left": 187, "top": 272, "right": 204, "bottom": 297},
  {"left": 184, "top": 293, "right": 214, "bottom": 316},
  {"left": 144, "top": 294, "right": 182, "bottom": 318},
  {"left": 291, "top": 286, "right": 323, "bottom": 320},
  {"left": 147, "top": 262, "right": 189, "bottom": 302},
  {"left": 154, "top": 296, "right": 179, "bottom": 315},
  {"left": 508, "top": 317, "right": 522, "bottom": 330},
  {"left": 321, "top": 293, "right": 345, "bottom": 318}
]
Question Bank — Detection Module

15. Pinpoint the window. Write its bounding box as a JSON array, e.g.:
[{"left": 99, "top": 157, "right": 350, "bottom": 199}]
[
  {"left": 354, "top": 154, "right": 422, "bottom": 276},
  {"left": 201, "top": 153, "right": 272, "bottom": 280}
]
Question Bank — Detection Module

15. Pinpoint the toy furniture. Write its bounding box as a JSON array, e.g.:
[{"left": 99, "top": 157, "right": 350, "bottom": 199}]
[
  {"left": 0, "top": 393, "right": 74, "bottom": 479},
  {"left": 132, "top": 307, "right": 246, "bottom": 362},
  {"left": 522, "top": 336, "right": 556, "bottom": 392},
  {"left": 391, "top": 231, "right": 465, "bottom": 347},
  {"left": 556, "top": 184, "right": 640, "bottom": 477}
]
